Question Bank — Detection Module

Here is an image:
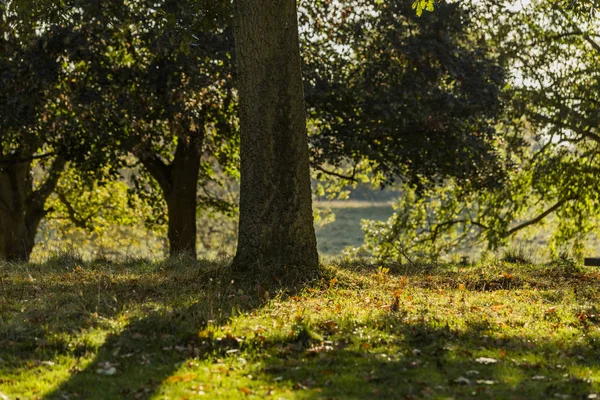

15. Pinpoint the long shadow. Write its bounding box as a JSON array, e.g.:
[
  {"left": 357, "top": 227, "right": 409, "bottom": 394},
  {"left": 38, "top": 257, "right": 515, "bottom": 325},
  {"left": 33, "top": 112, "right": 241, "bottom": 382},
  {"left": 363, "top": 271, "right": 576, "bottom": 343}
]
[
  {"left": 33, "top": 264, "right": 314, "bottom": 399},
  {"left": 256, "top": 316, "right": 600, "bottom": 399},
  {"left": 43, "top": 303, "right": 211, "bottom": 399},
  {"left": 1, "top": 261, "right": 204, "bottom": 369},
  {"left": 0, "top": 258, "right": 306, "bottom": 398}
]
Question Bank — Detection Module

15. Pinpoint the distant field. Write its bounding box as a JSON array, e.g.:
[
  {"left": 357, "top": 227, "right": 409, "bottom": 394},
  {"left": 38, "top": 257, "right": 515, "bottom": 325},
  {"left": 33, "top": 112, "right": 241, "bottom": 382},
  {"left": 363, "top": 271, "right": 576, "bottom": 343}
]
[{"left": 314, "top": 201, "right": 394, "bottom": 255}]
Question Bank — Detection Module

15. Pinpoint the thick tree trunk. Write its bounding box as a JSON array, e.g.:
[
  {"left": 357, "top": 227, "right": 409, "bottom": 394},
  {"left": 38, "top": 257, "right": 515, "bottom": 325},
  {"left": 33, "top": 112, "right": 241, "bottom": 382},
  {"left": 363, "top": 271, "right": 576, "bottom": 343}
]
[
  {"left": 0, "top": 210, "right": 42, "bottom": 262},
  {"left": 0, "top": 163, "right": 47, "bottom": 262},
  {"left": 232, "top": 0, "right": 319, "bottom": 273}
]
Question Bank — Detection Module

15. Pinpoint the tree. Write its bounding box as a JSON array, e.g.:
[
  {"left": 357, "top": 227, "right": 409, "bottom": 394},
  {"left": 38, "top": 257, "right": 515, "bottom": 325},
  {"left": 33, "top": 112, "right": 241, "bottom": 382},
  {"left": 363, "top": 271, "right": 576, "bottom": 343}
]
[
  {"left": 360, "top": 0, "right": 600, "bottom": 260},
  {"left": 300, "top": 1, "right": 510, "bottom": 189},
  {"left": 0, "top": 5, "right": 71, "bottom": 261},
  {"left": 90, "top": 0, "right": 237, "bottom": 258},
  {"left": 1, "top": 0, "right": 238, "bottom": 260},
  {"left": 232, "top": 0, "right": 319, "bottom": 273}
]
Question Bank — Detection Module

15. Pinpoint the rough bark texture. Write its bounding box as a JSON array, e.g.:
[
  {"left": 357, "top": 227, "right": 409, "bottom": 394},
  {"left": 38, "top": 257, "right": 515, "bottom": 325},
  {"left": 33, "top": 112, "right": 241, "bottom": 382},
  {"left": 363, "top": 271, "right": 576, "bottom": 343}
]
[
  {"left": 232, "top": 0, "right": 319, "bottom": 273},
  {"left": 136, "top": 128, "right": 203, "bottom": 258},
  {"left": 0, "top": 156, "right": 65, "bottom": 262}
]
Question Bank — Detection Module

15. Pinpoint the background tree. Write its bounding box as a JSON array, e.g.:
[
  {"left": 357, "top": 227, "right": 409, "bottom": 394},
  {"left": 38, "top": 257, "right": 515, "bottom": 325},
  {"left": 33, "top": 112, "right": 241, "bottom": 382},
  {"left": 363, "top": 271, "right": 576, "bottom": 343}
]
[
  {"left": 362, "top": 0, "right": 600, "bottom": 261},
  {"left": 63, "top": 0, "right": 238, "bottom": 258},
  {"left": 0, "top": 5, "right": 73, "bottom": 261},
  {"left": 1, "top": 0, "right": 239, "bottom": 260}
]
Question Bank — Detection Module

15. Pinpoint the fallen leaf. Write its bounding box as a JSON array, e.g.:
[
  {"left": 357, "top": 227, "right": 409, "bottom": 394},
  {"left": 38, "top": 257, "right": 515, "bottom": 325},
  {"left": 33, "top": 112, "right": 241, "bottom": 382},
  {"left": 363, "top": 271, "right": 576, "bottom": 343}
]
[
  {"left": 306, "top": 344, "right": 334, "bottom": 355},
  {"left": 96, "top": 361, "right": 117, "bottom": 376},
  {"left": 239, "top": 387, "right": 253, "bottom": 395},
  {"left": 164, "top": 373, "right": 197, "bottom": 383},
  {"left": 475, "top": 357, "right": 498, "bottom": 365},
  {"left": 97, "top": 366, "right": 117, "bottom": 376},
  {"left": 546, "top": 306, "right": 558, "bottom": 314},
  {"left": 454, "top": 376, "right": 471, "bottom": 385}
]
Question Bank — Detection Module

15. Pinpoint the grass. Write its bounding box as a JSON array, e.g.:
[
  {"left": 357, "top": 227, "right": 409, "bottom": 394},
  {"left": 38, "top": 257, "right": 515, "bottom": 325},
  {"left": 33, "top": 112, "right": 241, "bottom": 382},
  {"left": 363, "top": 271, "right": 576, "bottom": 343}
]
[
  {"left": 314, "top": 201, "right": 393, "bottom": 255},
  {"left": 1, "top": 256, "right": 600, "bottom": 399}
]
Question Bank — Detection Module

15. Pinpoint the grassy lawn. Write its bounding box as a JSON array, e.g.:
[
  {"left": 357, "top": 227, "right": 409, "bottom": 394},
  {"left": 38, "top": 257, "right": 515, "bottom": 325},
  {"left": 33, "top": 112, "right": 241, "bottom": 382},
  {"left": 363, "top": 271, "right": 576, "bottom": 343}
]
[{"left": 1, "top": 256, "right": 600, "bottom": 399}]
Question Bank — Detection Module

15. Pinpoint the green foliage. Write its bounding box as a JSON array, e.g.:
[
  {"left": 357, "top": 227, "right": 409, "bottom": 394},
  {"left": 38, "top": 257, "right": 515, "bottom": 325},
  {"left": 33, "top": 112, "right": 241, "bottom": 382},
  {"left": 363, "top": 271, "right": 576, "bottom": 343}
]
[
  {"left": 412, "top": 0, "right": 436, "bottom": 17},
  {"left": 302, "top": 0, "right": 509, "bottom": 190},
  {"left": 39, "top": 165, "right": 165, "bottom": 259}
]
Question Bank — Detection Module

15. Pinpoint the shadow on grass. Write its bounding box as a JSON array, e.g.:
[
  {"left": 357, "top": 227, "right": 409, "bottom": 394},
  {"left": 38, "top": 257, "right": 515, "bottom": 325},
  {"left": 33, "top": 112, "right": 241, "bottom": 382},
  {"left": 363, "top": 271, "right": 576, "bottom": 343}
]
[
  {"left": 0, "top": 258, "right": 318, "bottom": 399},
  {"left": 42, "top": 304, "right": 215, "bottom": 399},
  {"left": 34, "top": 263, "right": 320, "bottom": 399},
  {"left": 256, "top": 316, "right": 600, "bottom": 399}
]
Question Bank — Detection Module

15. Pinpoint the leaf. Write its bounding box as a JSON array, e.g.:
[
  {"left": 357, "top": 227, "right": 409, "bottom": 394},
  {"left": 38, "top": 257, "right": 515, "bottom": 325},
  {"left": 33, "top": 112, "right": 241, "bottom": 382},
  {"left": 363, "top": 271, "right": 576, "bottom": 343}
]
[
  {"left": 475, "top": 357, "right": 498, "bottom": 364},
  {"left": 165, "top": 373, "right": 197, "bottom": 383},
  {"left": 454, "top": 376, "right": 471, "bottom": 385},
  {"left": 239, "top": 387, "right": 253, "bottom": 395},
  {"left": 97, "top": 366, "right": 117, "bottom": 376}
]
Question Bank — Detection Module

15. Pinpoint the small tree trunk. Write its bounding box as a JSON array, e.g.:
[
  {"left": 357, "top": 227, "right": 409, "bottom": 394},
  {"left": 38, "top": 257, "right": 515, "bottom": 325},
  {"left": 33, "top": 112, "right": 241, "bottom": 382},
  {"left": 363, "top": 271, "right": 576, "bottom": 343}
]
[
  {"left": 135, "top": 128, "right": 203, "bottom": 259},
  {"left": 232, "top": 0, "right": 319, "bottom": 274},
  {"left": 165, "top": 151, "right": 200, "bottom": 258}
]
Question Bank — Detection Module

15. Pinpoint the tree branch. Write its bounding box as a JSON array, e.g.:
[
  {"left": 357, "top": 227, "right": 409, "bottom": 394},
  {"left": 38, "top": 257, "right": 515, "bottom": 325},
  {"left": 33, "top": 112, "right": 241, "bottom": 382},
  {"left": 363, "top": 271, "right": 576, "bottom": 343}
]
[
  {"left": 0, "top": 152, "right": 57, "bottom": 166},
  {"left": 55, "top": 190, "right": 90, "bottom": 229},
  {"left": 131, "top": 146, "right": 173, "bottom": 194},
  {"left": 430, "top": 218, "right": 489, "bottom": 243},
  {"left": 314, "top": 164, "right": 359, "bottom": 182},
  {"left": 506, "top": 197, "right": 574, "bottom": 236},
  {"left": 27, "top": 155, "right": 67, "bottom": 215}
]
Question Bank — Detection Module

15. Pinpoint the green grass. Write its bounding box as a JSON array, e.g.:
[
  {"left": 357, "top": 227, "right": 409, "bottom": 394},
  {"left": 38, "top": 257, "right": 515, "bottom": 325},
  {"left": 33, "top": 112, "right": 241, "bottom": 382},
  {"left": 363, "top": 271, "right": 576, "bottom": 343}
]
[
  {"left": 315, "top": 201, "right": 393, "bottom": 255},
  {"left": 1, "top": 256, "right": 600, "bottom": 399}
]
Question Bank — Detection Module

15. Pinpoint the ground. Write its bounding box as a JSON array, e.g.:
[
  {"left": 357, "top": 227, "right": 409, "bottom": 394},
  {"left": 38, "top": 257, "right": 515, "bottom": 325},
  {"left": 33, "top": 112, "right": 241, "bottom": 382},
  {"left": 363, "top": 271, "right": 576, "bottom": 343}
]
[{"left": 1, "top": 256, "right": 600, "bottom": 399}]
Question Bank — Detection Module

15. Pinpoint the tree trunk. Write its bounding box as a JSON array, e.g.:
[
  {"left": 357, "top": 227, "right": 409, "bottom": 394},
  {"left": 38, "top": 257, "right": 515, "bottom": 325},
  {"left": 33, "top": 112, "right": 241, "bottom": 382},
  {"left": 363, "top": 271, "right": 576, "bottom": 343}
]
[
  {"left": 164, "top": 137, "right": 201, "bottom": 257},
  {"left": 0, "top": 163, "right": 46, "bottom": 262},
  {"left": 232, "top": 0, "right": 319, "bottom": 273},
  {"left": 135, "top": 128, "right": 203, "bottom": 258}
]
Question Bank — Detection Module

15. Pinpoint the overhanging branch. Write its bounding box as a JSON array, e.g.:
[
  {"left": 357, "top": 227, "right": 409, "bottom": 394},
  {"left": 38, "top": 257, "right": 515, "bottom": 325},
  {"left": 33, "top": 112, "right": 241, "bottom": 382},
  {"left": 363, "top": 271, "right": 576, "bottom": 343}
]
[{"left": 506, "top": 197, "right": 575, "bottom": 236}]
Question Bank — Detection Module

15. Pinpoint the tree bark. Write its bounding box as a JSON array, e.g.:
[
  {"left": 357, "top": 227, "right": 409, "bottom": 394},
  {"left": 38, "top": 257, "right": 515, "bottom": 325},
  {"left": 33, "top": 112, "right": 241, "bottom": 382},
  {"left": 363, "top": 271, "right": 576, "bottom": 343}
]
[
  {"left": 0, "top": 155, "right": 64, "bottom": 262},
  {"left": 164, "top": 131, "right": 202, "bottom": 257},
  {"left": 232, "top": 0, "right": 319, "bottom": 273},
  {"left": 135, "top": 128, "right": 203, "bottom": 258}
]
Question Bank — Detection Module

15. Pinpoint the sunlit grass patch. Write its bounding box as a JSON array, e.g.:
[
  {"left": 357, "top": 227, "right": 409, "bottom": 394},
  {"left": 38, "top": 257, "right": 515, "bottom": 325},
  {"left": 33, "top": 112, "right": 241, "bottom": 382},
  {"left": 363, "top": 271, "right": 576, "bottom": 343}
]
[{"left": 1, "top": 257, "right": 600, "bottom": 399}]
